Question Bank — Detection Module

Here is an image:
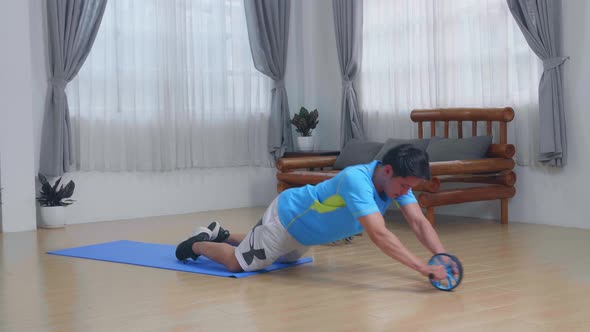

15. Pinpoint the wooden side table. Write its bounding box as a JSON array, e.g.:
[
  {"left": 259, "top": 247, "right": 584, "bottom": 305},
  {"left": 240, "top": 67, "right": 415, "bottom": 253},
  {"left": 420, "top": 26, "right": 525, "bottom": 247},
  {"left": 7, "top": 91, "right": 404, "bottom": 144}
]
[{"left": 283, "top": 150, "right": 340, "bottom": 158}]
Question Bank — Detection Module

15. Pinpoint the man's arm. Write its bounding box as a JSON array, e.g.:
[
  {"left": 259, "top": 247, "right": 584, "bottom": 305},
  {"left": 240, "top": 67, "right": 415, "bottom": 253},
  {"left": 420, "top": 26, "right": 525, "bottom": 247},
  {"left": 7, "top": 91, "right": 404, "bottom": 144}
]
[
  {"left": 400, "top": 203, "right": 446, "bottom": 255},
  {"left": 357, "top": 212, "right": 446, "bottom": 279}
]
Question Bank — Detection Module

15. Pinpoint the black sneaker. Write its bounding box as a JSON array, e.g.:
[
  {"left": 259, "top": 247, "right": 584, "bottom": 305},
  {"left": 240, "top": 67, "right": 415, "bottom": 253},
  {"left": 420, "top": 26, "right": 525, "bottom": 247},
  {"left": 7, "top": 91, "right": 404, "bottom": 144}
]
[{"left": 175, "top": 230, "right": 211, "bottom": 261}]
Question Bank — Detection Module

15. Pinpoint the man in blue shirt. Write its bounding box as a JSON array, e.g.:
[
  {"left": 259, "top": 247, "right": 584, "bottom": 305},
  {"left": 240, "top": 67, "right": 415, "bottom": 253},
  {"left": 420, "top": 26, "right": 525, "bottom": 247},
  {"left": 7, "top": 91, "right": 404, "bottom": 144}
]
[{"left": 176, "top": 144, "right": 450, "bottom": 281}]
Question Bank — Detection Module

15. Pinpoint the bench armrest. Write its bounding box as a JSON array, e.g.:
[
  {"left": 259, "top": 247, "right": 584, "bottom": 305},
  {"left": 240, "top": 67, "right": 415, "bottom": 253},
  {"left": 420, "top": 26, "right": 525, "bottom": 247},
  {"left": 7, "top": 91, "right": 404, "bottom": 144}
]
[
  {"left": 276, "top": 156, "right": 338, "bottom": 172},
  {"left": 430, "top": 158, "right": 515, "bottom": 176},
  {"left": 486, "top": 144, "right": 515, "bottom": 158}
]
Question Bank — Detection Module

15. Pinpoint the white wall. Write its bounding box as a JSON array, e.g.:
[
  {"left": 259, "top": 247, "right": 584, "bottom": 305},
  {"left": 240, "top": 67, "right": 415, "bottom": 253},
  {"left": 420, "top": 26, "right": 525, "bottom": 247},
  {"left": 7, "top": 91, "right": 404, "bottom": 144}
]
[
  {"left": 55, "top": 168, "right": 276, "bottom": 224},
  {"left": 4, "top": 0, "right": 588, "bottom": 230},
  {"left": 54, "top": 0, "right": 342, "bottom": 226},
  {"left": 434, "top": 0, "right": 590, "bottom": 229},
  {"left": 57, "top": 1, "right": 343, "bottom": 225},
  {"left": 287, "top": 0, "right": 590, "bottom": 230},
  {"left": 30, "top": 10, "right": 277, "bottom": 227},
  {"left": 16, "top": 0, "right": 335, "bottom": 228},
  {"left": 3, "top": 0, "right": 279, "bottom": 229},
  {"left": 51, "top": 1, "right": 342, "bottom": 225},
  {"left": 287, "top": 0, "right": 342, "bottom": 151},
  {"left": 509, "top": 0, "right": 590, "bottom": 229},
  {"left": 0, "top": 0, "right": 38, "bottom": 232}
]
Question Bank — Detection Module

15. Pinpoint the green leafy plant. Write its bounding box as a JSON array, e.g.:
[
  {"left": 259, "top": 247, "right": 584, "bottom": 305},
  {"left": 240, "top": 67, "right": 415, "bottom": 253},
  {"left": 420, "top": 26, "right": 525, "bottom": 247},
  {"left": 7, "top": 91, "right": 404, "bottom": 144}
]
[
  {"left": 290, "top": 107, "right": 319, "bottom": 137},
  {"left": 37, "top": 173, "right": 75, "bottom": 207}
]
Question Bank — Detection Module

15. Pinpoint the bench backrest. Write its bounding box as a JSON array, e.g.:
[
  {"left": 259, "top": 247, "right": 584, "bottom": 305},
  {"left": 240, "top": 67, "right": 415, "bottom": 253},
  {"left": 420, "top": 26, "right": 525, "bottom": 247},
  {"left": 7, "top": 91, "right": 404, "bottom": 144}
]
[{"left": 410, "top": 107, "right": 514, "bottom": 144}]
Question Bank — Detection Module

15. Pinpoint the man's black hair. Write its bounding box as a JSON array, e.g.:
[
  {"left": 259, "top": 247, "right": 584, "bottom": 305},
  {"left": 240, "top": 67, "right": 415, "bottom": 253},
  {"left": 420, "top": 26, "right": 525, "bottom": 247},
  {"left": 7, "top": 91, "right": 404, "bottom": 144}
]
[{"left": 381, "top": 144, "right": 431, "bottom": 180}]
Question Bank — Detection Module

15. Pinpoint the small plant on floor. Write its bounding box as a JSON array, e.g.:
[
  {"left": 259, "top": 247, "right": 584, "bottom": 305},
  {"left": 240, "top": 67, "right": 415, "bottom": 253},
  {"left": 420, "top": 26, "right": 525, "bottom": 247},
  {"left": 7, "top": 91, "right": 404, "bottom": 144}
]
[{"left": 37, "top": 173, "right": 76, "bottom": 207}]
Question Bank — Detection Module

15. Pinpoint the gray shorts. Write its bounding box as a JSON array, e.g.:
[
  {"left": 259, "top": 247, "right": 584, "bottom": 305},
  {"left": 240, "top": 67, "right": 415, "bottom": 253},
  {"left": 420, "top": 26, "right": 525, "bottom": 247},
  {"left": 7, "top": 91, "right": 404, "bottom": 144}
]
[{"left": 235, "top": 197, "right": 308, "bottom": 272}]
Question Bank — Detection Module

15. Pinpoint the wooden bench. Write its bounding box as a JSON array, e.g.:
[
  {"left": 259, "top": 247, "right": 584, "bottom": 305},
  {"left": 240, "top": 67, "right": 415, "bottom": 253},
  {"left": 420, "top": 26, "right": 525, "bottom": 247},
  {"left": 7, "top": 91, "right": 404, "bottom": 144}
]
[{"left": 276, "top": 107, "right": 516, "bottom": 225}]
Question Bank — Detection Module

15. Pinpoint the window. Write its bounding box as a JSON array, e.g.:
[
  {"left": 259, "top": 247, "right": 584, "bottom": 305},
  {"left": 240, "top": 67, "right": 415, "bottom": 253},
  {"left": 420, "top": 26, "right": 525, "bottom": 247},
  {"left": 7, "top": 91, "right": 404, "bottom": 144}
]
[
  {"left": 360, "top": 0, "right": 542, "bottom": 165},
  {"left": 67, "top": 0, "right": 271, "bottom": 171}
]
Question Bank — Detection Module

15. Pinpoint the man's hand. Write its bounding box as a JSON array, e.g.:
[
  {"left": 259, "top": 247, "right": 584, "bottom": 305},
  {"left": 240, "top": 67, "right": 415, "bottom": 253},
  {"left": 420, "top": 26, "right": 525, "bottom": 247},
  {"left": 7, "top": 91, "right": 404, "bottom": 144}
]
[
  {"left": 437, "top": 254, "right": 460, "bottom": 275},
  {"left": 420, "top": 264, "right": 448, "bottom": 281}
]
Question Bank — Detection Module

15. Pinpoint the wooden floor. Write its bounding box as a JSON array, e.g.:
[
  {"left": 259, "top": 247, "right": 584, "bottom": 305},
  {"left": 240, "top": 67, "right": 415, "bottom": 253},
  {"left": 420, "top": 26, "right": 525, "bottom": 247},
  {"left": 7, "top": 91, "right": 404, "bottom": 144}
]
[{"left": 1, "top": 207, "right": 590, "bottom": 332}]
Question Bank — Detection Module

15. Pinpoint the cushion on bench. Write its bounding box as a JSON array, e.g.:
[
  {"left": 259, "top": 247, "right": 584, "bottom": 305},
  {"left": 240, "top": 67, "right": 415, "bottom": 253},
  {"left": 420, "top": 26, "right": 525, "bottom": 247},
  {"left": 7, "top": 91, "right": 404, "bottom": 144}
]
[
  {"left": 374, "top": 138, "right": 430, "bottom": 161},
  {"left": 334, "top": 139, "right": 384, "bottom": 170},
  {"left": 427, "top": 136, "right": 492, "bottom": 162}
]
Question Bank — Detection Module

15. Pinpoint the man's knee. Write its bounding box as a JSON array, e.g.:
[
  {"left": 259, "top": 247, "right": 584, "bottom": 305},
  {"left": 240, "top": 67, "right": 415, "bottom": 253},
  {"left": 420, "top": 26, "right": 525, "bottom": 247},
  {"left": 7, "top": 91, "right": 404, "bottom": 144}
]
[{"left": 227, "top": 260, "right": 243, "bottom": 273}]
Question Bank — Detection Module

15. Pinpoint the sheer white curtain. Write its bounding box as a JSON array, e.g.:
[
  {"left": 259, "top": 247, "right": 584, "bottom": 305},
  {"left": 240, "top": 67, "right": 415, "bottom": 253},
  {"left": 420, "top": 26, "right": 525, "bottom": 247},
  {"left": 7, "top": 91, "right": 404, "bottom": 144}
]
[
  {"left": 359, "top": 0, "right": 542, "bottom": 165},
  {"left": 67, "top": 0, "right": 272, "bottom": 171}
]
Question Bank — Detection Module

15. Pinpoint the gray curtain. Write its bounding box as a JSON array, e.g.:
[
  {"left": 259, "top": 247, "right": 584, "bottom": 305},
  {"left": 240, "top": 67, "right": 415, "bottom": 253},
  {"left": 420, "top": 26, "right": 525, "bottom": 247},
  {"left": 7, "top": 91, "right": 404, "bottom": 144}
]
[
  {"left": 507, "top": 0, "right": 568, "bottom": 167},
  {"left": 40, "top": 0, "right": 107, "bottom": 176},
  {"left": 244, "top": 0, "right": 292, "bottom": 160},
  {"left": 333, "top": 0, "right": 365, "bottom": 149}
]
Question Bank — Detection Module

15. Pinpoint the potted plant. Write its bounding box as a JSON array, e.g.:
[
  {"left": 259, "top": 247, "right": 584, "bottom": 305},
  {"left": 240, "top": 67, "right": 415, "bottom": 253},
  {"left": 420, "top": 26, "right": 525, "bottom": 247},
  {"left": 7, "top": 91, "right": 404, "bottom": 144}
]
[
  {"left": 37, "top": 173, "right": 75, "bottom": 228},
  {"left": 290, "top": 107, "right": 319, "bottom": 151}
]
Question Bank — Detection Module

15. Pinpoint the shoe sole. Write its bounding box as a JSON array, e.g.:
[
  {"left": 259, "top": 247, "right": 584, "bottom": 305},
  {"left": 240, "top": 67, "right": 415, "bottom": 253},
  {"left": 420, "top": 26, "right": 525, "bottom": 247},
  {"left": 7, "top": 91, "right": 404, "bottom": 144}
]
[{"left": 206, "top": 221, "right": 230, "bottom": 243}]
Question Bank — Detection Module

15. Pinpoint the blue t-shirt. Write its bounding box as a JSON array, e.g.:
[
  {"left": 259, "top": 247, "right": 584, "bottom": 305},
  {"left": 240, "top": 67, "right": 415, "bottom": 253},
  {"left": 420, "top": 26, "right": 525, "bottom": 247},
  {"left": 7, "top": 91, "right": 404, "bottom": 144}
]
[{"left": 278, "top": 160, "right": 418, "bottom": 245}]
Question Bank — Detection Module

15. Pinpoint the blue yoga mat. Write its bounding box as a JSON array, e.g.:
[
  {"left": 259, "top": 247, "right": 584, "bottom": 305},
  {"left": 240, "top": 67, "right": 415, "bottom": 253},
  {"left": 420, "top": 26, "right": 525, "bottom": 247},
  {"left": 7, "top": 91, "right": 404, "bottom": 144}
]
[{"left": 47, "top": 240, "right": 312, "bottom": 278}]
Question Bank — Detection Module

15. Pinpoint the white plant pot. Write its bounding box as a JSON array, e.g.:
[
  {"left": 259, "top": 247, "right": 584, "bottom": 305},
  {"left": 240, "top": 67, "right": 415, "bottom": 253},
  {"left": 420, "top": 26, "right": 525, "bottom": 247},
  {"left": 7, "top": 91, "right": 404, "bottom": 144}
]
[
  {"left": 39, "top": 206, "right": 66, "bottom": 228},
  {"left": 297, "top": 136, "right": 314, "bottom": 151}
]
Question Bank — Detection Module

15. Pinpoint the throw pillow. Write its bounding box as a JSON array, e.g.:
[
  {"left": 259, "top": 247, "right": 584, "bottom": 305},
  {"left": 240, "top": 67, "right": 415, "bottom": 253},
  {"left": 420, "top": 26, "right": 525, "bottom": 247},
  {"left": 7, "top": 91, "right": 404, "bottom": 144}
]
[
  {"left": 426, "top": 136, "right": 493, "bottom": 162},
  {"left": 333, "top": 139, "right": 384, "bottom": 170},
  {"left": 374, "top": 138, "right": 430, "bottom": 161}
]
